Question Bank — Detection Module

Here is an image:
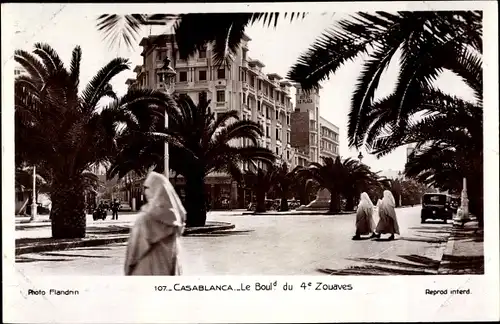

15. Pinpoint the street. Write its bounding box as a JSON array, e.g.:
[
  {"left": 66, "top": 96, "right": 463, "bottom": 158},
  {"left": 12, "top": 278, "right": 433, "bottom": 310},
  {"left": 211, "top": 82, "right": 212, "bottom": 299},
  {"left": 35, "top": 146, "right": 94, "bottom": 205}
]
[{"left": 15, "top": 206, "right": 452, "bottom": 275}]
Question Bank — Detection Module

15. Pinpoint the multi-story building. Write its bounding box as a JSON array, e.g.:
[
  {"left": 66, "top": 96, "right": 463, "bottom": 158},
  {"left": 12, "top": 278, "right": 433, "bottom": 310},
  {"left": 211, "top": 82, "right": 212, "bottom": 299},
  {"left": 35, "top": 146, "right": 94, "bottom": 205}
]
[
  {"left": 14, "top": 65, "right": 26, "bottom": 76},
  {"left": 291, "top": 84, "right": 340, "bottom": 166},
  {"left": 319, "top": 117, "right": 340, "bottom": 160},
  {"left": 406, "top": 143, "right": 416, "bottom": 163},
  {"left": 126, "top": 33, "right": 297, "bottom": 209}
]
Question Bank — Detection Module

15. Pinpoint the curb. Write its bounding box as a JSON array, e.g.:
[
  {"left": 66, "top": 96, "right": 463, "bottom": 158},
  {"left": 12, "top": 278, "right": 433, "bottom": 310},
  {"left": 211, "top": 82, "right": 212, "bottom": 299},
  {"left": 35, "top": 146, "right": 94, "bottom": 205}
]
[
  {"left": 15, "top": 222, "right": 236, "bottom": 255},
  {"left": 437, "top": 229, "right": 458, "bottom": 275},
  {"left": 15, "top": 235, "right": 130, "bottom": 256},
  {"left": 437, "top": 219, "right": 480, "bottom": 275},
  {"left": 242, "top": 211, "right": 355, "bottom": 216},
  {"left": 183, "top": 222, "right": 235, "bottom": 235}
]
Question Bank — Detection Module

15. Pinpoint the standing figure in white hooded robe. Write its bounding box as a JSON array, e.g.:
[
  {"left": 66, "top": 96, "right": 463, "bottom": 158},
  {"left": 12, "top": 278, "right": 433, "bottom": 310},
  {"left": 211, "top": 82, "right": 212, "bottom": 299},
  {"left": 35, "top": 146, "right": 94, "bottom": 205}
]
[
  {"left": 374, "top": 190, "right": 400, "bottom": 240},
  {"left": 352, "top": 192, "right": 377, "bottom": 240},
  {"left": 124, "top": 172, "right": 186, "bottom": 276}
]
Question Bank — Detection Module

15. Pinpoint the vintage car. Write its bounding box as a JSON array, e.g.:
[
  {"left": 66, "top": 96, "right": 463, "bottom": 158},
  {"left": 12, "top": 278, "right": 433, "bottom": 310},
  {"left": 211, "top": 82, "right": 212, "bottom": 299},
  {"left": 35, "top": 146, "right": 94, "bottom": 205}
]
[{"left": 421, "top": 193, "right": 454, "bottom": 223}]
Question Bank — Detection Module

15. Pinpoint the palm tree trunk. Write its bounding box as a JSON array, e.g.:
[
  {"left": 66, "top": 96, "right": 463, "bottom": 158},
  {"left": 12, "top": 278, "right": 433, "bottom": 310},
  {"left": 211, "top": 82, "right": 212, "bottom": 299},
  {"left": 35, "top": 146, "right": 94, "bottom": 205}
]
[
  {"left": 280, "top": 194, "right": 289, "bottom": 212},
  {"left": 185, "top": 175, "right": 207, "bottom": 227},
  {"left": 51, "top": 179, "right": 86, "bottom": 239},
  {"left": 255, "top": 191, "right": 266, "bottom": 213},
  {"left": 328, "top": 191, "right": 340, "bottom": 214},
  {"left": 345, "top": 194, "right": 355, "bottom": 211}
]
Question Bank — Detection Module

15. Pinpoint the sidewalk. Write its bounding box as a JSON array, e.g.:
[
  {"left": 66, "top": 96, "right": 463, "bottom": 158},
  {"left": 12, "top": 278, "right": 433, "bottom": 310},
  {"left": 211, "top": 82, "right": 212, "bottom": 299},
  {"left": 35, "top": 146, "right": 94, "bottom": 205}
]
[
  {"left": 438, "top": 220, "right": 484, "bottom": 274},
  {"left": 15, "top": 212, "right": 235, "bottom": 255}
]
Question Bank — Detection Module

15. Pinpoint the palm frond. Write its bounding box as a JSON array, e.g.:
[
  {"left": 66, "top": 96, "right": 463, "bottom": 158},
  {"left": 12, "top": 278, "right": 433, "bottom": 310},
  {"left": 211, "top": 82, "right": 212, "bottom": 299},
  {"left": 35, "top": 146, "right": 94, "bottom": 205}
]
[{"left": 80, "top": 57, "right": 130, "bottom": 112}]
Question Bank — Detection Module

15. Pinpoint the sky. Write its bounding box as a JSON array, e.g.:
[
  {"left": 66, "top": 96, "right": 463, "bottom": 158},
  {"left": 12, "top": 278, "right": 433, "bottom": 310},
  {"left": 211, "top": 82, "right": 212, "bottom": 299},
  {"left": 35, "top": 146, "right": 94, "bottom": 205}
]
[{"left": 4, "top": 4, "right": 476, "bottom": 173}]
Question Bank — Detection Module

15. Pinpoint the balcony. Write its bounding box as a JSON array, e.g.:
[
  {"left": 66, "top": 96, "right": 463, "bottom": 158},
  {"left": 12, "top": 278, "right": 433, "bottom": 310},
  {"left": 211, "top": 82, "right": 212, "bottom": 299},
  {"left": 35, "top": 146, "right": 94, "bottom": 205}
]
[{"left": 242, "top": 103, "right": 251, "bottom": 113}]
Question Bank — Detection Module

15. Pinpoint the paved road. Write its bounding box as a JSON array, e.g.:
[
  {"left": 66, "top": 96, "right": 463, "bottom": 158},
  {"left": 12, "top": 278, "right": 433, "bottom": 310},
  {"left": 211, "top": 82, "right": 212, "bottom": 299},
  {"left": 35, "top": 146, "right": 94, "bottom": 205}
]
[{"left": 15, "top": 206, "right": 453, "bottom": 275}]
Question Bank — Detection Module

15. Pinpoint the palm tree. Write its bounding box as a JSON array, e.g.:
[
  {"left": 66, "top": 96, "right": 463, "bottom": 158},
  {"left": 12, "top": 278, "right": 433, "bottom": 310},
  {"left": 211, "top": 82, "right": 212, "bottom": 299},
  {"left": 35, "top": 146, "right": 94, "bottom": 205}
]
[
  {"left": 291, "top": 171, "right": 319, "bottom": 206},
  {"left": 287, "top": 11, "right": 482, "bottom": 148},
  {"left": 271, "top": 162, "right": 299, "bottom": 212},
  {"left": 298, "top": 156, "right": 345, "bottom": 214},
  {"left": 96, "top": 13, "right": 306, "bottom": 66},
  {"left": 108, "top": 92, "right": 275, "bottom": 226},
  {"left": 242, "top": 164, "right": 277, "bottom": 213},
  {"left": 368, "top": 83, "right": 483, "bottom": 224},
  {"left": 341, "top": 158, "right": 382, "bottom": 211},
  {"left": 15, "top": 43, "right": 134, "bottom": 238}
]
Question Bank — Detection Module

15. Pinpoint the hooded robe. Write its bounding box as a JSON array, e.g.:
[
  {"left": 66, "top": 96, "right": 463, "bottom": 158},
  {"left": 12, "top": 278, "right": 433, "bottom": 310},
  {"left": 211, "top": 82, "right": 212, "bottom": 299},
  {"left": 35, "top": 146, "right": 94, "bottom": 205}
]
[
  {"left": 124, "top": 172, "right": 186, "bottom": 276},
  {"left": 355, "top": 192, "right": 376, "bottom": 235},
  {"left": 375, "top": 190, "right": 400, "bottom": 235}
]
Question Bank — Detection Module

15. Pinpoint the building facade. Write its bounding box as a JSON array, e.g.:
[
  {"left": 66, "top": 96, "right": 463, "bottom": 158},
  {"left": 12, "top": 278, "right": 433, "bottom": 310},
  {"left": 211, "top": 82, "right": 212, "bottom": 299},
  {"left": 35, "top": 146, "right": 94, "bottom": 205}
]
[
  {"left": 319, "top": 117, "right": 340, "bottom": 160},
  {"left": 126, "top": 34, "right": 298, "bottom": 209},
  {"left": 291, "top": 85, "right": 340, "bottom": 166}
]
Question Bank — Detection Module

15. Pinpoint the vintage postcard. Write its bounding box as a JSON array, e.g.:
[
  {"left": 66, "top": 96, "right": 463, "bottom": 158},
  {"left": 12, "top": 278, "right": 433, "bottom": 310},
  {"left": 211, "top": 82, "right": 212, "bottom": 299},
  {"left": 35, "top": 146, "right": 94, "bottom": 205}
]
[{"left": 2, "top": 1, "right": 499, "bottom": 323}]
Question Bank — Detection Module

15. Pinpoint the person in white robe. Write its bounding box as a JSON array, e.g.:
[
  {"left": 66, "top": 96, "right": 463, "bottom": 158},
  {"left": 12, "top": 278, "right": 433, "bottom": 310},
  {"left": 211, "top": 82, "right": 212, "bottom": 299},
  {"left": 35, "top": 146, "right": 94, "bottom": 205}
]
[
  {"left": 374, "top": 190, "right": 400, "bottom": 240},
  {"left": 352, "top": 192, "right": 377, "bottom": 240},
  {"left": 124, "top": 171, "right": 186, "bottom": 275}
]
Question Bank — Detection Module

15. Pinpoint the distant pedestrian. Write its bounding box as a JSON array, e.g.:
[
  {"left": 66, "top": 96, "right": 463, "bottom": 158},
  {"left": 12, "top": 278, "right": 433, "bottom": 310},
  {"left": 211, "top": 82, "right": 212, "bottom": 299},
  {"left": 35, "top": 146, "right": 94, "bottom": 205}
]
[
  {"left": 373, "top": 190, "right": 400, "bottom": 240},
  {"left": 111, "top": 199, "right": 120, "bottom": 220},
  {"left": 352, "top": 192, "right": 376, "bottom": 240},
  {"left": 124, "top": 171, "right": 186, "bottom": 276}
]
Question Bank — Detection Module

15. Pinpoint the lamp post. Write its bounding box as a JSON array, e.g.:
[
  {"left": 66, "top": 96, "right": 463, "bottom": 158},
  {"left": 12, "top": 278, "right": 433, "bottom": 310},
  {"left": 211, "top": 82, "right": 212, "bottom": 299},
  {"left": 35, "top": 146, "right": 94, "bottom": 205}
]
[
  {"left": 357, "top": 151, "right": 364, "bottom": 163},
  {"left": 158, "top": 56, "right": 177, "bottom": 179},
  {"left": 30, "top": 166, "right": 37, "bottom": 221}
]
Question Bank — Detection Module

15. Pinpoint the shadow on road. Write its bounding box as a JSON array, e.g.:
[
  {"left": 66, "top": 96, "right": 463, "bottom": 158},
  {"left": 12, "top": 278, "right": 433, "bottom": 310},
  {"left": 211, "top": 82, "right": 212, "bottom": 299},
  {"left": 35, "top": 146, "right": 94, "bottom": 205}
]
[
  {"left": 187, "top": 230, "right": 255, "bottom": 237},
  {"left": 399, "top": 236, "right": 447, "bottom": 243},
  {"left": 16, "top": 256, "right": 71, "bottom": 263},
  {"left": 441, "top": 255, "right": 484, "bottom": 274},
  {"left": 39, "top": 252, "right": 112, "bottom": 259},
  {"left": 318, "top": 254, "right": 440, "bottom": 275}
]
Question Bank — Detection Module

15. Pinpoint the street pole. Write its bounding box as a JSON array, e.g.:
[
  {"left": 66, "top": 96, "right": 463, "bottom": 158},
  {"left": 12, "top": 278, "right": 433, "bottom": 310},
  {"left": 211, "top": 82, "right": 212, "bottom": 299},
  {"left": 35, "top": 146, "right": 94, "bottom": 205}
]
[
  {"left": 30, "top": 166, "right": 37, "bottom": 221},
  {"left": 160, "top": 56, "right": 176, "bottom": 180},
  {"left": 164, "top": 110, "right": 169, "bottom": 179}
]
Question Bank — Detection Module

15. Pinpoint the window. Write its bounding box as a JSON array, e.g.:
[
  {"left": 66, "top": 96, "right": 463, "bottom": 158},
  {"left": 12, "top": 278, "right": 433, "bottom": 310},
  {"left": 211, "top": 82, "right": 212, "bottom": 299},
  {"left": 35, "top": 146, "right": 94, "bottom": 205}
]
[
  {"left": 242, "top": 93, "right": 246, "bottom": 104},
  {"left": 264, "top": 85, "right": 268, "bottom": 96},
  {"left": 258, "top": 80, "right": 262, "bottom": 91},
  {"left": 266, "top": 126, "right": 270, "bottom": 137},
  {"left": 287, "top": 132, "right": 290, "bottom": 143},
  {"left": 287, "top": 151, "right": 290, "bottom": 160},
  {"left": 276, "top": 147, "right": 279, "bottom": 155},
  {"left": 199, "top": 70, "right": 207, "bottom": 81},
  {"left": 250, "top": 75, "right": 255, "bottom": 87},
  {"left": 179, "top": 71, "right": 188, "bottom": 82},
  {"left": 286, "top": 116, "right": 290, "bottom": 125},
  {"left": 275, "top": 111, "right": 279, "bottom": 120},
  {"left": 270, "top": 90, "right": 274, "bottom": 99},
  {"left": 157, "top": 49, "right": 167, "bottom": 61},
  {"left": 266, "top": 107, "right": 270, "bottom": 118},
  {"left": 217, "top": 68, "right": 225, "bottom": 79},
  {"left": 199, "top": 47, "right": 207, "bottom": 59},
  {"left": 216, "top": 90, "right": 225, "bottom": 102},
  {"left": 257, "top": 101, "right": 261, "bottom": 111},
  {"left": 275, "top": 129, "right": 279, "bottom": 140},
  {"left": 198, "top": 92, "right": 205, "bottom": 104}
]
